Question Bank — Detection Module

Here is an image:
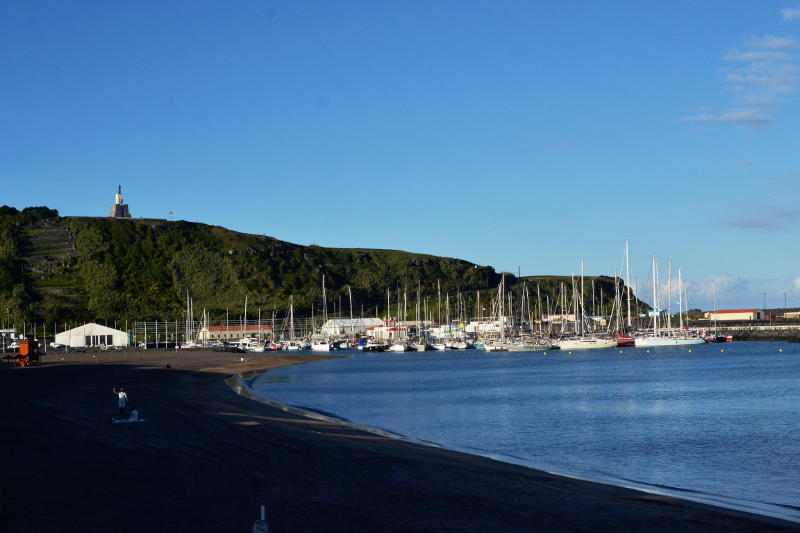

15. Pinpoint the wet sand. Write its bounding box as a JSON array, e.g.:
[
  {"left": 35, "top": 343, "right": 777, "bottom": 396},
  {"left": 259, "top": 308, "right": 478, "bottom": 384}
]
[{"left": 0, "top": 349, "right": 797, "bottom": 532}]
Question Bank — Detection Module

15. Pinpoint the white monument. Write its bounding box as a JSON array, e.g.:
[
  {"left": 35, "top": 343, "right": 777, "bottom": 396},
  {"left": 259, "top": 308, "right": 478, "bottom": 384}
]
[{"left": 109, "top": 185, "right": 131, "bottom": 218}]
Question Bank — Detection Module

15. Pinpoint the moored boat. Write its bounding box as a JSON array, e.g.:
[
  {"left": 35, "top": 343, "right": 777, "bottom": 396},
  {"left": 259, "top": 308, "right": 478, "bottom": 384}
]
[
  {"left": 507, "top": 342, "right": 549, "bottom": 352},
  {"left": 554, "top": 337, "right": 617, "bottom": 350},
  {"left": 311, "top": 336, "right": 331, "bottom": 351},
  {"left": 634, "top": 335, "right": 706, "bottom": 347},
  {"left": 615, "top": 334, "right": 635, "bottom": 347}
]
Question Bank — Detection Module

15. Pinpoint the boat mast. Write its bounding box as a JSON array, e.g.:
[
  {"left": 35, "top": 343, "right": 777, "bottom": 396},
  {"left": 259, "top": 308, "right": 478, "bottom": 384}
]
[
  {"left": 321, "top": 275, "right": 327, "bottom": 326},
  {"left": 651, "top": 257, "right": 658, "bottom": 336},
  {"left": 500, "top": 274, "right": 505, "bottom": 342},
  {"left": 712, "top": 285, "right": 718, "bottom": 335},
  {"left": 580, "top": 260, "right": 585, "bottom": 336},
  {"left": 667, "top": 259, "right": 672, "bottom": 332},
  {"left": 524, "top": 283, "right": 531, "bottom": 335},
  {"left": 416, "top": 281, "right": 421, "bottom": 325},
  {"left": 678, "top": 268, "right": 684, "bottom": 331},
  {"left": 625, "top": 240, "right": 632, "bottom": 329},
  {"left": 445, "top": 291, "right": 450, "bottom": 336},
  {"left": 403, "top": 288, "right": 408, "bottom": 339},
  {"left": 290, "top": 295, "right": 294, "bottom": 340},
  {"left": 537, "top": 284, "right": 542, "bottom": 334},
  {"left": 437, "top": 280, "right": 441, "bottom": 327},
  {"left": 571, "top": 274, "right": 578, "bottom": 336},
  {"left": 186, "top": 290, "right": 190, "bottom": 343}
]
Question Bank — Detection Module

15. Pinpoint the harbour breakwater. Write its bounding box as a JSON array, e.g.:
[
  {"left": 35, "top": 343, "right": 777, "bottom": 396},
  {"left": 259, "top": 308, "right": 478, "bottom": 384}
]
[{"left": 721, "top": 326, "right": 800, "bottom": 342}]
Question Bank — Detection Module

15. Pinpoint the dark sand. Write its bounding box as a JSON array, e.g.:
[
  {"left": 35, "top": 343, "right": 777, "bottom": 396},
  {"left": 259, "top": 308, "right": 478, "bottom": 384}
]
[{"left": 1, "top": 350, "right": 797, "bottom": 532}]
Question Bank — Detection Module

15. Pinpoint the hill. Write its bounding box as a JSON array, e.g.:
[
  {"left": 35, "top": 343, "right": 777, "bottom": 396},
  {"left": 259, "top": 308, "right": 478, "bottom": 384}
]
[{"left": 0, "top": 206, "right": 642, "bottom": 326}]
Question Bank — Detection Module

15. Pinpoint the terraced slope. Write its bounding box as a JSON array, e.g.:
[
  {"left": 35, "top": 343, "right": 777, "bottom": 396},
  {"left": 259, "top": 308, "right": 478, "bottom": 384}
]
[{"left": 17, "top": 218, "right": 85, "bottom": 318}]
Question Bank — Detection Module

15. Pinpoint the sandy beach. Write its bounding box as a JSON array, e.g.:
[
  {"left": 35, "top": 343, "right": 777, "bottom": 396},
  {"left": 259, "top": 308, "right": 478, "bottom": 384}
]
[{"left": 0, "top": 349, "right": 797, "bottom": 532}]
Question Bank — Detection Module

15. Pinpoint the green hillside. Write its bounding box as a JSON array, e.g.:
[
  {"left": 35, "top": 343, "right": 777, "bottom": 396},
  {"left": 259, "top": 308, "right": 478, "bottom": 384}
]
[{"left": 0, "top": 206, "right": 643, "bottom": 327}]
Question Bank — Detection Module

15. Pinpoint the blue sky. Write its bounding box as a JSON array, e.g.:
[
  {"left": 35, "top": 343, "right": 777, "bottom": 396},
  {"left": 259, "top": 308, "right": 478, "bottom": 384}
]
[{"left": 2, "top": 1, "right": 799, "bottom": 310}]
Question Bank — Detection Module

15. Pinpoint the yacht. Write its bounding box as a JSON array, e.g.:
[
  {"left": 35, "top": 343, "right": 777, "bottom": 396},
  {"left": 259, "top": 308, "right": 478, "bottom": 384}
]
[
  {"left": 310, "top": 336, "right": 331, "bottom": 351},
  {"left": 634, "top": 335, "right": 705, "bottom": 347},
  {"left": 553, "top": 337, "right": 616, "bottom": 350}
]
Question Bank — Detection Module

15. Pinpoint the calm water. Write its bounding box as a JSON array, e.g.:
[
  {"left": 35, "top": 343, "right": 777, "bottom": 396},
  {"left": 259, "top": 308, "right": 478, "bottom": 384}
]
[{"left": 249, "top": 342, "right": 800, "bottom": 521}]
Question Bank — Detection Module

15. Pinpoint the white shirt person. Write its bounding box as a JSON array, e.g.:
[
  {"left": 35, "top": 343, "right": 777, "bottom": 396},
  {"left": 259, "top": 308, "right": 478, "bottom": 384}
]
[{"left": 113, "top": 387, "right": 128, "bottom": 417}]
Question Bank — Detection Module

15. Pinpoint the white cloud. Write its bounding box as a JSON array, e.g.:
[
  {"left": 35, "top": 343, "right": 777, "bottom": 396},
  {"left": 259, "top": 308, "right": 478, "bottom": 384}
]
[
  {"left": 685, "top": 32, "right": 799, "bottom": 126},
  {"left": 793, "top": 276, "right": 800, "bottom": 290},
  {"left": 724, "top": 51, "right": 790, "bottom": 62},
  {"left": 781, "top": 8, "right": 800, "bottom": 21},
  {"left": 747, "top": 34, "right": 796, "bottom": 49},
  {"left": 685, "top": 275, "right": 748, "bottom": 302},
  {"left": 726, "top": 63, "right": 799, "bottom": 104},
  {"left": 681, "top": 108, "right": 773, "bottom": 125}
]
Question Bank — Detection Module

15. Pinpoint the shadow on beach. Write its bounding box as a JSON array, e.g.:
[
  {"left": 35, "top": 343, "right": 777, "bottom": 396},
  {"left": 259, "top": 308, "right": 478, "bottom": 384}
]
[{"left": 0, "top": 350, "right": 796, "bottom": 532}]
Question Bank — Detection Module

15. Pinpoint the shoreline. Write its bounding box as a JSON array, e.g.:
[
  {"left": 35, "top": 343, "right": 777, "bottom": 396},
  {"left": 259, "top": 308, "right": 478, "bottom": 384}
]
[
  {"left": 234, "top": 358, "right": 800, "bottom": 525},
  {"left": 2, "top": 349, "right": 798, "bottom": 532}
]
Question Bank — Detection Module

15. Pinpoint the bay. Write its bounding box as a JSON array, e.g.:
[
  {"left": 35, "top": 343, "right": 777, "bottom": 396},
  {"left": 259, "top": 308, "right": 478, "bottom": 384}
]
[{"left": 249, "top": 341, "right": 800, "bottom": 521}]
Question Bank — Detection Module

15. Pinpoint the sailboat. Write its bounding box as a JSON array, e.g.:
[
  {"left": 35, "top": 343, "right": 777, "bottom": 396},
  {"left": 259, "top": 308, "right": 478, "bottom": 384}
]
[
  {"left": 311, "top": 276, "right": 332, "bottom": 351},
  {"left": 553, "top": 262, "right": 616, "bottom": 350},
  {"left": 634, "top": 259, "right": 705, "bottom": 347},
  {"left": 507, "top": 340, "right": 550, "bottom": 351},
  {"left": 484, "top": 275, "right": 510, "bottom": 352}
]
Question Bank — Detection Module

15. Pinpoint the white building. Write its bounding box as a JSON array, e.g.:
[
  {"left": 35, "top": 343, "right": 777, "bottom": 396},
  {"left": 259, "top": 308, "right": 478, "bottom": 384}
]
[
  {"left": 704, "top": 309, "right": 765, "bottom": 321},
  {"left": 55, "top": 322, "right": 130, "bottom": 348},
  {"left": 320, "top": 318, "right": 384, "bottom": 336}
]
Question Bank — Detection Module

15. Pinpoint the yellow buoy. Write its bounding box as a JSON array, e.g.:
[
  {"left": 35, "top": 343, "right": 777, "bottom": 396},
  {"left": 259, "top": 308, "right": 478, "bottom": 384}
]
[
  {"left": 779, "top": 348, "right": 783, "bottom": 352},
  {"left": 688, "top": 349, "right": 692, "bottom": 353},
  {"left": 720, "top": 349, "right": 724, "bottom": 352},
  {"left": 646, "top": 350, "right": 650, "bottom": 353},
  {"left": 619, "top": 350, "right": 623, "bottom": 354},
  {"left": 568, "top": 351, "right": 572, "bottom": 355},
  {"left": 543, "top": 351, "right": 547, "bottom": 355}
]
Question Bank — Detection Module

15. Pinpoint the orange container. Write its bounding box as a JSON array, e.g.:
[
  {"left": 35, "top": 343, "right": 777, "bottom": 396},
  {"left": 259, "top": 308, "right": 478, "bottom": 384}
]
[{"left": 19, "top": 339, "right": 31, "bottom": 357}]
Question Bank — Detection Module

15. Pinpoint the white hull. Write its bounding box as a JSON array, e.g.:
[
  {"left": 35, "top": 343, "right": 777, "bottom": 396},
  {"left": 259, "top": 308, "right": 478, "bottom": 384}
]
[
  {"left": 431, "top": 343, "right": 447, "bottom": 351},
  {"left": 507, "top": 343, "right": 549, "bottom": 352},
  {"left": 311, "top": 343, "right": 331, "bottom": 351},
  {"left": 388, "top": 344, "right": 407, "bottom": 352},
  {"left": 484, "top": 344, "right": 509, "bottom": 352},
  {"left": 634, "top": 336, "right": 706, "bottom": 347},
  {"left": 555, "top": 338, "right": 616, "bottom": 350},
  {"left": 412, "top": 344, "right": 428, "bottom": 352}
]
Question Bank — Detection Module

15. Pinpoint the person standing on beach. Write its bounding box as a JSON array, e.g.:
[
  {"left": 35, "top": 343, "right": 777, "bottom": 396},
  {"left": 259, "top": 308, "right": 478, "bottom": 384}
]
[{"left": 113, "top": 387, "right": 128, "bottom": 418}]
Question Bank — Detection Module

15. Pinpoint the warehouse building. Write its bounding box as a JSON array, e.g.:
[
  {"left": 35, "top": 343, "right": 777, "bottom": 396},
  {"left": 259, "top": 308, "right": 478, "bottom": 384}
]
[{"left": 704, "top": 309, "right": 765, "bottom": 321}]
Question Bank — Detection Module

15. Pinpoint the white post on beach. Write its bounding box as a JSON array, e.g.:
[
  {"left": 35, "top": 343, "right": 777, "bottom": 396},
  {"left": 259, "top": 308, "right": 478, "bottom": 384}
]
[{"left": 252, "top": 505, "right": 269, "bottom": 533}]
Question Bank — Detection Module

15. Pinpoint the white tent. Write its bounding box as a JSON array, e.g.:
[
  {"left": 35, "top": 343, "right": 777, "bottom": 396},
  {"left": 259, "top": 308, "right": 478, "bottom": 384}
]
[{"left": 55, "top": 322, "right": 129, "bottom": 348}]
